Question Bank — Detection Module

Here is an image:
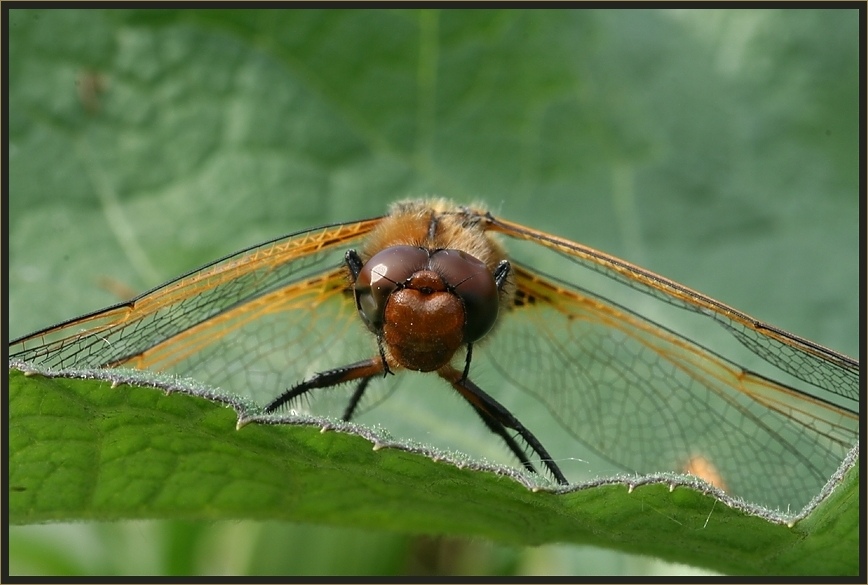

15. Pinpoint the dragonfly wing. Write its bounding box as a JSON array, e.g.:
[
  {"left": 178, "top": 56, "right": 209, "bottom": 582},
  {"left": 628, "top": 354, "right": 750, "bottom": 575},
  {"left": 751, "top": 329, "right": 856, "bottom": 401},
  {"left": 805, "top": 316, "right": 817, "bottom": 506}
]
[
  {"left": 10, "top": 205, "right": 858, "bottom": 510},
  {"left": 9, "top": 219, "right": 383, "bottom": 407},
  {"left": 487, "top": 215, "right": 858, "bottom": 401},
  {"left": 477, "top": 214, "right": 858, "bottom": 511}
]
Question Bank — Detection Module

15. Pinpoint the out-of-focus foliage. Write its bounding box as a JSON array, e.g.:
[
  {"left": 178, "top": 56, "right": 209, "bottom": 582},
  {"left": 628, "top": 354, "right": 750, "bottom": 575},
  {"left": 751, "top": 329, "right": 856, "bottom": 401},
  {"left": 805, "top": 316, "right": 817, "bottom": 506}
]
[{"left": 8, "top": 8, "right": 858, "bottom": 576}]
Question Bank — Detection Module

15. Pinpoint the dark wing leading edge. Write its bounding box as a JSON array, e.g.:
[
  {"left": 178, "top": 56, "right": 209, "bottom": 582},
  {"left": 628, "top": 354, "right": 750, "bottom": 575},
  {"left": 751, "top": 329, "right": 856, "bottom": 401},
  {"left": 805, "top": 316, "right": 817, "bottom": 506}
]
[
  {"left": 9, "top": 218, "right": 383, "bottom": 406},
  {"left": 10, "top": 205, "right": 858, "bottom": 512},
  {"left": 482, "top": 214, "right": 858, "bottom": 511}
]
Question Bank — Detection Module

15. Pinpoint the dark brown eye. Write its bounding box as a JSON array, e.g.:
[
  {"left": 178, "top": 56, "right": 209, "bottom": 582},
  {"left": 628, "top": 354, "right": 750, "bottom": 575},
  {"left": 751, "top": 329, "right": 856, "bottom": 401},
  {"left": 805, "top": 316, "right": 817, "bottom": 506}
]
[
  {"left": 429, "top": 249, "right": 500, "bottom": 342},
  {"left": 354, "top": 246, "right": 429, "bottom": 332}
]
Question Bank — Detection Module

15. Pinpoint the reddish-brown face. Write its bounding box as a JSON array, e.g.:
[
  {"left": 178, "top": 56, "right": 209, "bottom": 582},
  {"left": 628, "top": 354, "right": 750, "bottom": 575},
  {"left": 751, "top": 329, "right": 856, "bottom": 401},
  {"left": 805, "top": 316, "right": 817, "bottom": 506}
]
[{"left": 353, "top": 245, "right": 500, "bottom": 372}]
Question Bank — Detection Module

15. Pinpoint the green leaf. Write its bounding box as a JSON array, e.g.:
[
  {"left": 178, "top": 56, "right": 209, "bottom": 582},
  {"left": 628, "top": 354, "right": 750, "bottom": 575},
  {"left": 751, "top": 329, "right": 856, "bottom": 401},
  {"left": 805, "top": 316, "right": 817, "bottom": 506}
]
[
  {"left": 9, "top": 7, "right": 858, "bottom": 576},
  {"left": 8, "top": 369, "right": 859, "bottom": 576}
]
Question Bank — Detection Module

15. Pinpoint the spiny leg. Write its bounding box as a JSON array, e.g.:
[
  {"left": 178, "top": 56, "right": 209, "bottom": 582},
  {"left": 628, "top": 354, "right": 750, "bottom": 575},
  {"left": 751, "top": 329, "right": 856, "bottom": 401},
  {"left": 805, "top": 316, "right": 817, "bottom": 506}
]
[
  {"left": 345, "top": 249, "right": 364, "bottom": 280},
  {"left": 461, "top": 343, "right": 473, "bottom": 382},
  {"left": 493, "top": 260, "right": 510, "bottom": 289},
  {"left": 463, "top": 393, "right": 540, "bottom": 476},
  {"left": 439, "top": 365, "right": 568, "bottom": 485},
  {"left": 264, "top": 357, "right": 384, "bottom": 414},
  {"left": 341, "top": 376, "right": 374, "bottom": 422}
]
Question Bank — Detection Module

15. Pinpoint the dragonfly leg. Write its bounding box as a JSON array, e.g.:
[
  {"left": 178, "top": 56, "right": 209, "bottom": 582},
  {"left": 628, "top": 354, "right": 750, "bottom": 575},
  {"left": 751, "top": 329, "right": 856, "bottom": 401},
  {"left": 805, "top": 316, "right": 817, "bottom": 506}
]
[
  {"left": 438, "top": 365, "right": 568, "bottom": 485},
  {"left": 460, "top": 343, "right": 473, "bottom": 382},
  {"left": 493, "top": 259, "right": 510, "bottom": 289},
  {"left": 341, "top": 376, "right": 374, "bottom": 422},
  {"left": 264, "top": 357, "right": 384, "bottom": 413},
  {"left": 344, "top": 249, "right": 364, "bottom": 281}
]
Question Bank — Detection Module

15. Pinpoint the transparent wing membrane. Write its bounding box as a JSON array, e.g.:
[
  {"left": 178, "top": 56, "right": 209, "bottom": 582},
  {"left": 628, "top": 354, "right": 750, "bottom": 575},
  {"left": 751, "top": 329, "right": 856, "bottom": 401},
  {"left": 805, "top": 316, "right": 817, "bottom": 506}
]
[
  {"left": 481, "top": 263, "right": 856, "bottom": 509},
  {"left": 10, "top": 206, "right": 858, "bottom": 511},
  {"left": 488, "top": 216, "right": 857, "bottom": 402},
  {"left": 10, "top": 220, "right": 381, "bottom": 403}
]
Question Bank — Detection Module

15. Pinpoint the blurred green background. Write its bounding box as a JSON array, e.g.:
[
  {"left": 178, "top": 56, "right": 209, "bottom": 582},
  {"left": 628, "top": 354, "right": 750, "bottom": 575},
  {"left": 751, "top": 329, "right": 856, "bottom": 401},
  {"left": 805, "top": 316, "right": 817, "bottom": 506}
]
[{"left": 7, "top": 8, "right": 859, "bottom": 576}]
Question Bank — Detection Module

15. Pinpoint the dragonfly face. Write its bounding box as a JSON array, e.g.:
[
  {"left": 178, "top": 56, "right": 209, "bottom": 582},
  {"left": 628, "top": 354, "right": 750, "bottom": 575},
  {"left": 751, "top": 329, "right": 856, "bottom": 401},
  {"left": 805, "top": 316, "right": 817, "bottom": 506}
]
[
  {"left": 349, "top": 245, "right": 503, "bottom": 369},
  {"left": 9, "top": 198, "right": 859, "bottom": 511},
  {"left": 262, "top": 201, "right": 565, "bottom": 483}
]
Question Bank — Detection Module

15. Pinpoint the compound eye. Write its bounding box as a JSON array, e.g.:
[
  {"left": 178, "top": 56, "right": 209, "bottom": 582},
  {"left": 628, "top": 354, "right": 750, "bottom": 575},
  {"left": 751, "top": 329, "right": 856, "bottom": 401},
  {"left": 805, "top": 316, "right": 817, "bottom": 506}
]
[
  {"left": 354, "top": 246, "right": 429, "bottom": 332},
  {"left": 429, "top": 249, "right": 500, "bottom": 343}
]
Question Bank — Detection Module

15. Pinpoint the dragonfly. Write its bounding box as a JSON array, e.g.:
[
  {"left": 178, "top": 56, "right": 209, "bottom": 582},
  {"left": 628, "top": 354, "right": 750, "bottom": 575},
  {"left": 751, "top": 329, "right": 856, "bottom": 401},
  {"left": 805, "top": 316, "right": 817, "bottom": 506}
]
[{"left": 9, "top": 198, "right": 859, "bottom": 511}]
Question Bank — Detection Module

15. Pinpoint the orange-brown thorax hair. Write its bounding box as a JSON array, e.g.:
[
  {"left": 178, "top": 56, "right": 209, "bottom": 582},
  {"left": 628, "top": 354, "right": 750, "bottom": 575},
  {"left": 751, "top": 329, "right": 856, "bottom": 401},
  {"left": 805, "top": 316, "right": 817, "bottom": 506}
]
[{"left": 363, "top": 199, "right": 507, "bottom": 271}]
